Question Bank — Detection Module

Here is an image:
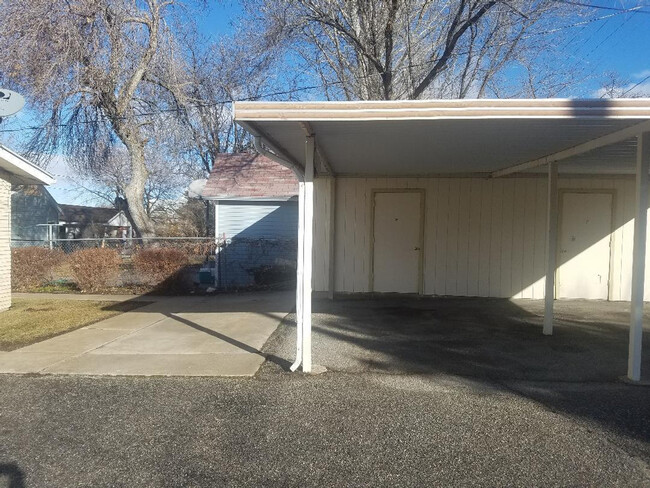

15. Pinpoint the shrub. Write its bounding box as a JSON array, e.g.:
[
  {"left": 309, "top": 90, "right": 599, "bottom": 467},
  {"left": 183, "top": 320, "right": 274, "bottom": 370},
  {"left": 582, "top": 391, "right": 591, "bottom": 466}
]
[
  {"left": 132, "top": 247, "right": 189, "bottom": 285},
  {"left": 251, "top": 264, "right": 296, "bottom": 287},
  {"left": 69, "top": 248, "right": 122, "bottom": 293},
  {"left": 11, "top": 247, "right": 65, "bottom": 291}
]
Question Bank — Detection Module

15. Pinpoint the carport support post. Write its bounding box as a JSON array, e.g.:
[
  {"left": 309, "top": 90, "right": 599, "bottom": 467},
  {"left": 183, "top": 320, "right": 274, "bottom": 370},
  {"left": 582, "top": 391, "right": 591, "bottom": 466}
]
[
  {"left": 301, "top": 136, "right": 315, "bottom": 373},
  {"left": 628, "top": 132, "right": 650, "bottom": 382},
  {"left": 289, "top": 180, "right": 304, "bottom": 372},
  {"left": 327, "top": 176, "right": 336, "bottom": 300},
  {"left": 543, "top": 161, "right": 558, "bottom": 336}
]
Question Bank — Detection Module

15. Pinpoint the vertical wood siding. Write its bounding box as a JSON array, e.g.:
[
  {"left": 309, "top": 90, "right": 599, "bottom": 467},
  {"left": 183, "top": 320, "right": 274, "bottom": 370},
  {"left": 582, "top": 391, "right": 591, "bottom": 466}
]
[
  {"left": 0, "top": 176, "right": 11, "bottom": 311},
  {"left": 312, "top": 175, "right": 650, "bottom": 301}
]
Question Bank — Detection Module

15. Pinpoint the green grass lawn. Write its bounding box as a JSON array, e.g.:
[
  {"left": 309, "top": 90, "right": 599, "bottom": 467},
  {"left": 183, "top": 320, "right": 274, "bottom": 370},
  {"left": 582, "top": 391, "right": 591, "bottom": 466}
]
[{"left": 0, "top": 298, "right": 147, "bottom": 351}]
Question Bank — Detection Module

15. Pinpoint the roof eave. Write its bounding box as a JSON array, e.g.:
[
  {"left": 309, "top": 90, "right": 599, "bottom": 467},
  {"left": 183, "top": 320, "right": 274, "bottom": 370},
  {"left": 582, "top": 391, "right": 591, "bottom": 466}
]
[
  {"left": 234, "top": 98, "right": 650, "bottom": 122},
  {"left": 0, "top": 145, "right": 55, "bottom": 185}
]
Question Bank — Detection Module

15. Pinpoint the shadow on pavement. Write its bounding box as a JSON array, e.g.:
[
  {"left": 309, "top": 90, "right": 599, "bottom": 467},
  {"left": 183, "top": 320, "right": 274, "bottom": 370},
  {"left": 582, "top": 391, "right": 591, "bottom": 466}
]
[
  {"left": 260, "top": 294, "right": 650, "bottom": 451},
  {"left": 0, "top": 463, "right": 25, "bottom": 488}
]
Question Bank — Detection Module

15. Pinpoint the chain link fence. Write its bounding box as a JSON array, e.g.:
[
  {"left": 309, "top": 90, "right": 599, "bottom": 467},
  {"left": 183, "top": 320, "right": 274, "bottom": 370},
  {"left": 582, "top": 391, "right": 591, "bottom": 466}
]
[{"left": 10, "top": 237, "right": 297, "bottom": 292}]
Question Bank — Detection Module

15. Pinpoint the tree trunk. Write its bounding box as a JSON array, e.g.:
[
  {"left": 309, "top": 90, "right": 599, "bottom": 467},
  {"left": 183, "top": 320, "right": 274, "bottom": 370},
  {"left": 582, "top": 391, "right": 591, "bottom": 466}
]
[{"left": 123, "top": 140, "right": 156, "bottom": 237}]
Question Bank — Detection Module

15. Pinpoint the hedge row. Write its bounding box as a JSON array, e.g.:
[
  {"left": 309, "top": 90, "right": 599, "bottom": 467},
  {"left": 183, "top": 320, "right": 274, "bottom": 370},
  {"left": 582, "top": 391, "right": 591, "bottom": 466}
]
[{"left": 11, "top": 247, "right": 190, "bottom": 293}]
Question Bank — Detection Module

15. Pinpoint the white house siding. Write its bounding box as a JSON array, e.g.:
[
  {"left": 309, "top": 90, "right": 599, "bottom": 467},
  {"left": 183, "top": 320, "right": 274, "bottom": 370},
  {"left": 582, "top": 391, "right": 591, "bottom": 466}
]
[
  {"left": 312, "top": 175, "right": 650, "bottom": 301},
  {"left": 215, "top": 200, "right": 299, "bottom": 288},
  {"left": 0, "top": 175, "right": 11, "bottom": 311}
]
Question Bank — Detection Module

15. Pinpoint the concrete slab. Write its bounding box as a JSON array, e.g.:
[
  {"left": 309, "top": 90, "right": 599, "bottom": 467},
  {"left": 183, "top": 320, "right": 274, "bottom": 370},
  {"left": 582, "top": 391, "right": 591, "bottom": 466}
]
[
  {"left": 92, "top": 317, "right": 270, "bottom": 355},
  {"left": 43, "top": 353, "right": 265, "bottom": 376},
  {"left": 84, "top": 312, "right": 167, "bottom": 331},
  {"left": 17, "top": 329, "right": 129, "bottom": 354},
  {"left": 0, "top": 352, "right": 74, "bottom": 373},
  {"left": 1, "top": 291, "right": 292, "bottom": 376}
]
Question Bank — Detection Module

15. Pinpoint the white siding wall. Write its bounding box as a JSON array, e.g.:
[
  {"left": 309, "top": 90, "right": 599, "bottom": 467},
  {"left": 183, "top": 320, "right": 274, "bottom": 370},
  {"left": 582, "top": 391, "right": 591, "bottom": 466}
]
[
  {"left": 217, "top": 200, "right": 298, "bottom": 239},
  {"left": 0, "top": 176, "right": 11, "bottom": 311},
  {"left": 313, "top": 177, "right": 333, "bottom": 292},
  {"left": 312, "top": 175, "right": 650, "bottom": 301}
]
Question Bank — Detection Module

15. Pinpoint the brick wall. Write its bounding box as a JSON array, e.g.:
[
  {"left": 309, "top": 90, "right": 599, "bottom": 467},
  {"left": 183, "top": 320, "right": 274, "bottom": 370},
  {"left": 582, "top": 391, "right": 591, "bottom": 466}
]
[{"left": 0, "top": 176, "right": 11, "bottom": 311}]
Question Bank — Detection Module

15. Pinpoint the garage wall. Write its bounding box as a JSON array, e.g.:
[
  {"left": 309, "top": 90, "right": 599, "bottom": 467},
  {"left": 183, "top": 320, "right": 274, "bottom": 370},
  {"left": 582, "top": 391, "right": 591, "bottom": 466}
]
[
  {"left": 0, "top": 175, "right": 11, "bottom": 311},
  {"left": 216, "top": 200, "right": 298, "bottom": 239},
  {"left": 313, "top": 175, "right": 648, "bottom": 301}
]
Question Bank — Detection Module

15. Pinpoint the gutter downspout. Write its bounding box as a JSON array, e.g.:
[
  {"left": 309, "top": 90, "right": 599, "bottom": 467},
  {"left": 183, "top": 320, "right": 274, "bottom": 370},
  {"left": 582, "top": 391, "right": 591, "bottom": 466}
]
[{"left": 254, "top": 136, "right": 305, "bottom": 372}]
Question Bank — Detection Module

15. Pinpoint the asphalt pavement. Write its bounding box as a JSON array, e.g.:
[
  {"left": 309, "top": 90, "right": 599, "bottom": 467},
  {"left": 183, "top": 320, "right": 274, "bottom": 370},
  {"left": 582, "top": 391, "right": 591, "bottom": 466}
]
[{"left": 1, "top": 372, "right": 649, "bottom": 487}]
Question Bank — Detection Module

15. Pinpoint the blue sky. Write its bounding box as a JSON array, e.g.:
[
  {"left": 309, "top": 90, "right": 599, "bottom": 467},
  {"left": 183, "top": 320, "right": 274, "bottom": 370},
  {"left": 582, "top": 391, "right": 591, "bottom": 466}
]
[
  {"left": 2, "top": 0, "right": 650, "bottom": 205},
  {"left": 566, "top": 3, "right": 650, "bottom": 96},
  {"left": 195, "top": 0, "right": 650, "bottom": 97}
]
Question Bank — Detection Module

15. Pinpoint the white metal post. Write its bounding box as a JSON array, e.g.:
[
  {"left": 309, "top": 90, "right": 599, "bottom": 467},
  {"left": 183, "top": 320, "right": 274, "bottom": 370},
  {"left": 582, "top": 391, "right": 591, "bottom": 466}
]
[
  {"left": 289, "top": 181, "right": 305, "bottom": 372},
  {"left": 327, "top": 176, "right": 337, "bottom": 300},
  {"left": 543, "top": 161, "right": 559, "bottom": 335},
  {"left": 302, "top": 136, "right": 315, "bottom": 372},
  {"left": 214, "top": 201, "right": 220, "bottom": 244},
  {"left": 628, "top": 132, "right": 650, "bottom": 381}
]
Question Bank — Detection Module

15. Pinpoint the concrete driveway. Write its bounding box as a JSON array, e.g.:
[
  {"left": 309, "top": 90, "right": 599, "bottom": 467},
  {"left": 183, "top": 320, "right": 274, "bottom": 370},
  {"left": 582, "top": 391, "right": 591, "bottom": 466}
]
[{"left": 0, "top": 291, "right": 293, "bottom": 376}]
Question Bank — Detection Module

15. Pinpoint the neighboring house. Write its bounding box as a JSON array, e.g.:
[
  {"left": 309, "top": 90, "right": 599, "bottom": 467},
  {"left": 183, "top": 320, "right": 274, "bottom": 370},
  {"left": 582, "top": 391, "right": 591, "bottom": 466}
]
[
  {"left": 58, "top": 204, "right": 132, "bottom": 239},
  {"left": 202, "top": 153, "right": 298, "bottom": 287},
  {"left": 11, "top": 185, "right": 60, "bottom": 243},
  {"left": 11, "top": 187, "right": 132, "bottom": 244},
  {"left": 0, "top": 145, "right": 54, "bottom": 311}
]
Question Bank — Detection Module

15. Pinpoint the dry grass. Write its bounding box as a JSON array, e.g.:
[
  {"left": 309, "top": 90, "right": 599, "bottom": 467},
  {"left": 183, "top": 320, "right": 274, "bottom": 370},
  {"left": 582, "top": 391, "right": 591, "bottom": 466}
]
[{"left": 0, "top": 298, "right": 147, "bottom": 351}]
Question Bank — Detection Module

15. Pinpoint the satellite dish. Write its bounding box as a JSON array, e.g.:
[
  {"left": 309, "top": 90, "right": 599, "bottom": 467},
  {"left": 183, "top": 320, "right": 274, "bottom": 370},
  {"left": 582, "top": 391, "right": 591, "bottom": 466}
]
[
  {"left": 188, "top": 178, "right": 208, "bottom": 199},
  {"left": 0, "top": 89, "right": 25, "bottom": 117}
]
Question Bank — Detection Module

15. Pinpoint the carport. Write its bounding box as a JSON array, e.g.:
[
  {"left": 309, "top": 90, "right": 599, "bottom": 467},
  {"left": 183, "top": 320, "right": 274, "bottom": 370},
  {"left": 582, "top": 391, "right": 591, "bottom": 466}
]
[{"left": 234, "top": 98, "right": 650, "bottom": 381}]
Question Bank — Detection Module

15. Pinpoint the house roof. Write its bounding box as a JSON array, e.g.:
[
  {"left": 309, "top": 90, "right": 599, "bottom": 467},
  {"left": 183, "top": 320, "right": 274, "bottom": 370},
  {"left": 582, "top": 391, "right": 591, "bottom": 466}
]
[
  {"left": 234, "top": 98, "right": 650, "bottom": 176},
  {"left": 12, "top": 184, "right": 60, "bottom": 212},
  {"left": 0, "top": 144, "right": 55, "bottom": 185},
  {"left": 202, "top": 153, "right": 298, "bottom": 200},
  {"left": 59, "top": 204, "right": 124, "bottom": 226}
]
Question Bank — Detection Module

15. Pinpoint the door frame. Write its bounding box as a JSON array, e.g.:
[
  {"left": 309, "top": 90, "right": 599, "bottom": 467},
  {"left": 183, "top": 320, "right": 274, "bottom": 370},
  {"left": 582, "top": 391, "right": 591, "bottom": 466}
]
[
  {"left": 369, "top": 188, "right": 426, "bottom": 294},
  {"left": 556, "top": 188, "right": 616, "bottom": 300}
]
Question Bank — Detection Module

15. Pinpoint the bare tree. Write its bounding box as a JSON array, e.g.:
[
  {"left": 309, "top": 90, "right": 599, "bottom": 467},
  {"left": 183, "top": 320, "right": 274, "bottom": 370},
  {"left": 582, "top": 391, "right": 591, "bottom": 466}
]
[
  {"left": 172, "top": 31, "right": 293, "bottom": 174},
  {"left": 598, "top": 71, "right": 650, "bottom": 99},
  {"left": 243, "top": 0, "right": 585, "bottom": 100},
  {"left": 0, "top": 0, "right": 200, "bottom": 236},
  {"left": 78, "top": 146, "right": 199, "bottom": 218}
]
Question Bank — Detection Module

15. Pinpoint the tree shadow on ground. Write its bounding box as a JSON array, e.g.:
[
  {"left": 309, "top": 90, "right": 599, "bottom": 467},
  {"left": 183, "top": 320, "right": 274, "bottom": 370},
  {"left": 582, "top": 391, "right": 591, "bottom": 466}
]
[
  {"left": 263, "top": 294, "right": 650, "bottom": 450},
  {"left": 0, "top": 463, "right": 25, "bottom": 488}
]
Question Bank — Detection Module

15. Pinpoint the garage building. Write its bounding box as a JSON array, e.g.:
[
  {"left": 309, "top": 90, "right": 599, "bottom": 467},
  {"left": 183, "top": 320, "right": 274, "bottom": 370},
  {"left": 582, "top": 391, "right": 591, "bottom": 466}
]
[{"left": 234, "top": 98, "right": 650, "bottom": 381}]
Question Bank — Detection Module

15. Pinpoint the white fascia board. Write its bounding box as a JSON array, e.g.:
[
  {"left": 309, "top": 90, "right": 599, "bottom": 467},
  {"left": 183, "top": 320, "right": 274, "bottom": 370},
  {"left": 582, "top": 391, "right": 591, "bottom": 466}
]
[
  {"left": 203, "top": 196, "right": 298, "bottom": 202},
  {"left": 0, "top": 144, "right": 55, "bottom": 185},
  {"left": 234, "top": 98, "right": 650, "bottom": 122}
]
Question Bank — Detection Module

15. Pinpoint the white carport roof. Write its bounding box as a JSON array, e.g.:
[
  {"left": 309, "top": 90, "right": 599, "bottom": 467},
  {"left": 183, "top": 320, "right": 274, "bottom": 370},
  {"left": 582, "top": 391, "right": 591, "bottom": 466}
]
[
  {"left": 234, "top": 98, "right": 650, "bottom": 383},
  {"left": 235, "top": 98, "right": 650, "bottom": 177},
  {"left": 0, "top": 144, "right": 55, "bottom": 185}
]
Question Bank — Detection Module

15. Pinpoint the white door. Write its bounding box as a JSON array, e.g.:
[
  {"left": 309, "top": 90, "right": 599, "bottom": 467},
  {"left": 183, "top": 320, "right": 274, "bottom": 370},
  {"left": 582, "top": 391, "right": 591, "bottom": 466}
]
[
  {"left": 557, "top": 192, "right": 612, "bottom": 300},
  {"left": 372, "top": 191, "right": 422, "bottom": 293}
]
